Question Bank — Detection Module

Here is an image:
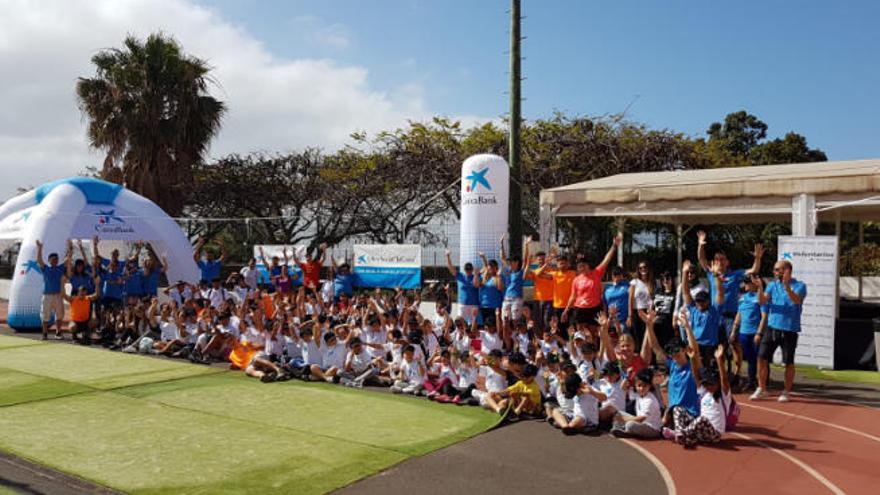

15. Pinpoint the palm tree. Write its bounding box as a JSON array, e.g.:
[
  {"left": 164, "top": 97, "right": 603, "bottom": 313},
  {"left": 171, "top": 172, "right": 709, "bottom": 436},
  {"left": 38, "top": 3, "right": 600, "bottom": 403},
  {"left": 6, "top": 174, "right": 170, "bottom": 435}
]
[{"left": 76, "top": 33, "right": 225, "bottom": 215}]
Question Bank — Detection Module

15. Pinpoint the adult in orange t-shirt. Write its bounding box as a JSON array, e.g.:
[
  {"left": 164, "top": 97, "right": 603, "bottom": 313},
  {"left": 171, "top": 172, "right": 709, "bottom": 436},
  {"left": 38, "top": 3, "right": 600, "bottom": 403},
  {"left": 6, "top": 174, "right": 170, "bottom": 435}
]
[
  {"left": 533, "top": 255, "right": 575, "bottom": 333},
  {"left": 563, "top": 233, "right": 622, "bottom": 326},
  {"left": 526, "top": 250, "right": 555, "bottom": 329},
  {"left": 62, "top": 277, "right": 101, "bottom": 345},
  {"left": 296, "top": 244, "right": 327, "bottom": 291}
]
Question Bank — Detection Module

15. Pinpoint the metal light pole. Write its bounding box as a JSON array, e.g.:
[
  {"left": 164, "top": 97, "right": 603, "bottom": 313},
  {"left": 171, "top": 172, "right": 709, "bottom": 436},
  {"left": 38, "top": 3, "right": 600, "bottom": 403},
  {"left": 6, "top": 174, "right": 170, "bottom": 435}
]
[{"left": 508, "top": 0, "right": 523, "bottom": 257}]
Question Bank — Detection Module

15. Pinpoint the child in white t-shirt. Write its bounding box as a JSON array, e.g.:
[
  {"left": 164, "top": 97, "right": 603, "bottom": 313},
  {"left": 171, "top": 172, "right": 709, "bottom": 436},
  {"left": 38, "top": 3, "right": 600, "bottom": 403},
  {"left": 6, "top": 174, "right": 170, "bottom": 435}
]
[
  {"left": 597, "top": 361, "right": 627, "bottom": 423},
  {"left": 473, "top": 349, "right": 509, "bottom": 413},
  {"left": 612, "top": 368, "right": 662, "bottom": 438},
  {"left": 549, "top": 373, "right": 607, "bottom": 435},
  {"left": 390, "top": 345, "right": 425, "bottom": 394}
]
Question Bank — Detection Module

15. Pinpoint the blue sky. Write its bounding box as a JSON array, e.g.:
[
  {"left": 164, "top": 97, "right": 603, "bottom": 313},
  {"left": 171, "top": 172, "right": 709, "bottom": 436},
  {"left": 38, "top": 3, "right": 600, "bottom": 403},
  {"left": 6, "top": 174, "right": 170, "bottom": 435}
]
[{"left": 206, "top": 0, "right": 880, "bottom": 159}]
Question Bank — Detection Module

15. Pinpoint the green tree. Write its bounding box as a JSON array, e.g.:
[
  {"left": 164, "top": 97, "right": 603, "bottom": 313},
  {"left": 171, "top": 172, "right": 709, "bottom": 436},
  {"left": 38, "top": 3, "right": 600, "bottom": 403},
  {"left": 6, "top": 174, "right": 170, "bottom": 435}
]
[
  {"left": 706, "top": 110, "right": 768, "bottom": 157},
  {"left": 76, "top": 33, "right": 225, "bottom": 216},
  {"left": 749, "top": 131, "right": 827, "bottom": 165}
]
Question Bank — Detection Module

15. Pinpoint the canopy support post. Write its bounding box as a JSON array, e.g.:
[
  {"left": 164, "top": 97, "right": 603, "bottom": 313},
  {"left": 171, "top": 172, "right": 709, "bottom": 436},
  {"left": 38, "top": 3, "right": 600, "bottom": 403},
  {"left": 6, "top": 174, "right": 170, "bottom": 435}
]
[
  {"left": 858, "top": 221, "right": 864, "bottom": 301},
  {"left": 539, "top": 205, "right": 557, "bottom": 253},
  {"left": 676, "top": 223, "right": 684, "bottom": 273},
  {"left": 615, "top": 218, "right": 625, "bottom": 267},
  {"left": 792, "top": 193, "right": 817, "bottom": 236},
  {"left": 835, "top": 211, "right": 841, "bottom": 318}
]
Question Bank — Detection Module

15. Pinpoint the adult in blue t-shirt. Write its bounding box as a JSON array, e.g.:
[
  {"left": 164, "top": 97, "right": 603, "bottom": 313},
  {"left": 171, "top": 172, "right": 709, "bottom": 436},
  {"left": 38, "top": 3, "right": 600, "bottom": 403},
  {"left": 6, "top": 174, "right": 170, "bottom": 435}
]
[
  {"left": 330, "top": 254, "right": 355, "bottom": 300},
  {"left": 193, "top": 237, "right": 227, "bottom": 283},
  {"left": 140, "top": 257, "right": 167, "bottom": 298},
  {"left": 734, "top": 274, "right": 767, "bottom": 388},
  {"left": 697, "top": 231, "right": 764, "bottom": 340},
  {"left": 602, "top": 266, "right": 630, "bottom": 328},
  {"left": 122, "top": 261, "right": 144, "bottom": 302},
  {"left": 753, "top": 260, "right": 807, "bottom": 402},
  {"left": 445, "top": 250, "right": 479, "bottom": 322},
  {"left": 35, "top": 240, "right": 66, "bottom": 340},
  {"left": 67, "top": 259, "right": 95, "bottom": 294}
]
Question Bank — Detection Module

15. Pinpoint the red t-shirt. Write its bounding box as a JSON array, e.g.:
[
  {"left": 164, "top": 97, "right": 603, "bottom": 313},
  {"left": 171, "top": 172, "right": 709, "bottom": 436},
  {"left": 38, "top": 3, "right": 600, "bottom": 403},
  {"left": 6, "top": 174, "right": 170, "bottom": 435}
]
[
  {"left": 300, "top": 261, "right": 322, "bottom": 289},
  {"left": 572, "top": 266, "right": 606, "bottom": 308}
]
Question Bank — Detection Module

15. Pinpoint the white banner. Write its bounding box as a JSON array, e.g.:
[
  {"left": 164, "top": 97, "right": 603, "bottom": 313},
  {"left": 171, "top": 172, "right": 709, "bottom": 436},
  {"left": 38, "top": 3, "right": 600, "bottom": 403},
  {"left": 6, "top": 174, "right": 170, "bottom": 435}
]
[
  {"left": 353, "top": 244, "right": 421, "bottom": 289},
  {"left": 777, "top": 235, "right": 838, "bottom": 368},
  {"left": 459, "top": 154, "right": 509, "bottom": 270}
]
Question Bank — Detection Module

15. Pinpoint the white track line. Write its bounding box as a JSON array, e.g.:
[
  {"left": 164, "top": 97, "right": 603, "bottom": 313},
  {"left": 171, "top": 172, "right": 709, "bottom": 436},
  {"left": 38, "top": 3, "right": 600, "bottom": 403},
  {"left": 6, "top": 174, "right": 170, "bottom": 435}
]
[
  {"left": 739, "top": 402, "right": 880, "bottom": 443},
  {"left": 730, "top": 432, "right": 847, "bottom": 495},
  {"left": 619, "top": 439, "right": 677, "bottom": 495}
]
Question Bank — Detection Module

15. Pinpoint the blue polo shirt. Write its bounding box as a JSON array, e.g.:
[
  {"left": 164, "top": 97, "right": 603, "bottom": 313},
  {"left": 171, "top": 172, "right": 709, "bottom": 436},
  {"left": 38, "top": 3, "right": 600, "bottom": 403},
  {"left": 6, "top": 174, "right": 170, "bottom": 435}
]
[
  {"left": 334, "top": 272, "right": 355, "bottom": 297},
  {"left": 40, "top": 265, "right": 65, "bottom": 294},
  {"left": 479, "top": 277, "right": 504, "bottom": 309},
  {"left": 706, "top": 268, "right": 746, "bottom": 315},
  {"left": 764, "top": 279, "right": 807, "bottom": 332},
  {"left": 503, "top": 269, "right": 524, "bottom": 299},
  {"left": 603, "top": 281, "right": 630, "bottom": 323},
  {"left": 198, "top": 259, "right": 222, "bottom": 282},
  {"left": 69, "top": 267, "right": 94, "bottom": 294},
  {"left": 101, "top": 270, "right": 123, "bottom": 300},
  {"left": 141, "top": 270, "right": 160, "bottom": 297},
  {"left": 667, "top": 358, "right": 699, "bottom": 417},
  {"left": 100, "top": 258, "right": 124, "bottom": 275},
  {"left": 737, "top": 292, "right": 766, "bottom": 335},
  {"left": 124, "top": 269, "right": 143, "bottom": 297},
  {"left": 686, "top": 302, "right": 722, "bottom": 346},
  {"left": 455, "top": 271, "right": 480, "bottom": 306}
]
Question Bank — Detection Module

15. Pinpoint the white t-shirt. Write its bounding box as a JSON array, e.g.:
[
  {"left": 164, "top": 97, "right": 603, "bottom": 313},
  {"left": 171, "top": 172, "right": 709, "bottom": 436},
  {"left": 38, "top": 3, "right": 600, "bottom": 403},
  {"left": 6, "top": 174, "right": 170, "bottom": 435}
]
[
  {"left": 699, "top": 387, "right": 731, "bottom": 434},
  {"left": 457, "top": 365, "right": 477, "bottom": 388},
  {"left": 303, "top": 339, "right": 322, "bottom": 366},
  {"left": 322, "top": 342, "right": 347, "bottom": 369},
  {"left": 240, "top": 327, "right": 264, "bottom": 348},
  {"left": 631, "top": 279, "right": 653, "bottom": 310},
  {"left": 219, "top": 320, "right": 241, "bottom": 340},
  {"left": 283, "top": 335, "right": 303, "bottom": 359},
  {"left": 577, "top": 359, "right": 599, "bottom": 384},
  {"left": 636, "top": 392, "right": 663, "bottom": 430},
  {"left": 480, "top": 331, "right": 502, "bottom": 353},
  {"left": 346, "top": 349, "right": 373, "bottom": 374},
  {"left": 514, "top": 332, "right": 531, "bottom": 355},
  {"left": 422, "top": 332, "right": 440, "bottom": 357},
  {"left": 168, "top": 287, "right": 192, "bottom": 306},
  {"left": 540, "top": 339, "right": 559, "bottom": 356},
  {"left": 234, "top": 286, "right": 254, "bottom": 304},
  {"left": 451, "top": 331, "right": 470, "bottom": 355},
  {"left": 208, "top": 288, "right": 228, "bottom": 309},
  {"left": 159, "top": 320, "right": 178, "bottom": 342},
  {"left": 401, "top": 359, "right": 425, "bottom": 383},
  {"left": 432, "top": 314, "right": 448, "bottom": 336},
  {"left": 320, "top": 280, "right": 334, "bottom": 304},
  {"left": 431, "top": 363, "right": 457, "bottom": 383},
  {"left": 239, "top": 266, "right": 258, "bottom": 289},
  {"left": 264, "top": 333, "right": 284, "bottom": 357},
  {"left": 479, "top": 366, "right": 507, "bottom": 394},
  {"left": 598, "top": 378, "right": 626, "bottom": 413},
  {"left": 362, "top": 329, "right": 387, "bottom": 359},
  {"left": 573, "top": 388, "right": 601, "bottom": 425}
]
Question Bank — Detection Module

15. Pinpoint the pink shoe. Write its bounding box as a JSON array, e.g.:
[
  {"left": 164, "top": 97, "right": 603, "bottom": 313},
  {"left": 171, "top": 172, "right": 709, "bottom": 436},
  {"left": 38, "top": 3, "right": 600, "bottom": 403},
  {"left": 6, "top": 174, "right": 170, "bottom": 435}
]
[
  {"left": 662, "top": 427, "right": 677, "bottom": 442},
  {"left": 451, "top": 395, "right": 462, "bottom": 405},
  {"left": 435, "top": 394, "right": 451, "bottom": 403}
]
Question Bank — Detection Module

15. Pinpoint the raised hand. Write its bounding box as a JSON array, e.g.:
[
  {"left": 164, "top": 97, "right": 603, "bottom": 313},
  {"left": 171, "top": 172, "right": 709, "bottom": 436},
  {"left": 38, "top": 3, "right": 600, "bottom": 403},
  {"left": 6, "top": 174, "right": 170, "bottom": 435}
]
[
  {"left": 445, "top": 249, "right": 451, "bottom": 256},
  {"left": 35, "top": 239, "right": 43, "bottom": 249},
  {"left": 697, "top": 230, "right": 707, "bottom": 246},
  {"left": 613, "top": 232, "right": 623, "bottom": 246},
  {"left": 753, "top": 243, "right": 764, "bottom": 259},
  {"left": 682, "top": 259, "right": 692, "bottom": 273},
  {"left": 596, "top": 311, "right": 609, "bottom": 327},
  {"left": 782, "top": 267, "right": 792, "bottom": 286},
  {"left": 645, "top": 308, "right": 658, "bottom": 325}
]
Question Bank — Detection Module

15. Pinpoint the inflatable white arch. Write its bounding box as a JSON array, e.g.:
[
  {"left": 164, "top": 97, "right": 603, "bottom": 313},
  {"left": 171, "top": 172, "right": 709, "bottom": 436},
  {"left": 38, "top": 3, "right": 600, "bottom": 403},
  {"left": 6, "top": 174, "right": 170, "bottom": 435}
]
[{"left": 0, "top": 177, "right": 199, "bottom": 330}]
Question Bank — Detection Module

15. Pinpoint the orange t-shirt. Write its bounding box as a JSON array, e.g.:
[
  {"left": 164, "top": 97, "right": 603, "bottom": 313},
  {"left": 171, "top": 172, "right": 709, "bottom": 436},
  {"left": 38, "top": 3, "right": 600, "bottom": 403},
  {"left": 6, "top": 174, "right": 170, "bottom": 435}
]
[
  {"left": 572, "top": 266, "right": 606, "bottom": 308},
  {"left": 70, "top": 297, "right": 91, "bottom": 322},
  {"left": 262, "top": 294, "right": 276, "bottom": 320},
  {"left": 546, "top": 269, "right": 576, "bottom": 309},
  {"left": 527, "top": 269, "right": 555, "bottom": 302}
]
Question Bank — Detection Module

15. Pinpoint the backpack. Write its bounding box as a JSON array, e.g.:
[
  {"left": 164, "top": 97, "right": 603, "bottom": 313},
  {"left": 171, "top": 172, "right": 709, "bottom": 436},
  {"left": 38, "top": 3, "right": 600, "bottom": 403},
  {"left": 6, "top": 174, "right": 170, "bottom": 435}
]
[{"left": 722, "top": 394, "right": 741, "bottom": 430}]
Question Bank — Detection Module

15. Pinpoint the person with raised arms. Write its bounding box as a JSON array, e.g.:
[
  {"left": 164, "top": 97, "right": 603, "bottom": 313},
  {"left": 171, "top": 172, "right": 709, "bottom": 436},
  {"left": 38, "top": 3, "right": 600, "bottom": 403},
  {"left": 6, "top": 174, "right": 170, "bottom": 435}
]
[
  {"left": 751, "top": 259, "right": 807, "bottom": 403},
  {"left": 499, "top": 233, "right": 531, "bottom": 322},
  {"left": 35, "top": 239, "right": 68, "bottom": 340},
  {"left": 562, "top": 233, "right": 622, "bottom": 327},
  {"left": 193, "top": 236, "right": 227, "bottom": 284},
  {"left": 445, "top": 249, "right": 480, "bottom": 324}
]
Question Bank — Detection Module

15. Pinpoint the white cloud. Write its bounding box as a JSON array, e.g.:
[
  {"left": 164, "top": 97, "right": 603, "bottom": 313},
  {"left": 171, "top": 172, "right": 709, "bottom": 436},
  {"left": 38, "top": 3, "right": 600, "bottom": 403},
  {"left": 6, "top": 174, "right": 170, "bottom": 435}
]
[{"left": 0, "top": 0, "right": 439, "bottom": 200}]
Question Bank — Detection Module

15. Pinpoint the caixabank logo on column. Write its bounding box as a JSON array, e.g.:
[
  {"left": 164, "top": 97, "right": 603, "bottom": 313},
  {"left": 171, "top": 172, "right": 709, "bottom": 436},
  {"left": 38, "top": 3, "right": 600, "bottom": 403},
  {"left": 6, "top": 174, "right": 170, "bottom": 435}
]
[{"left": 463, "top": 167, "right": 498, "bottom": 205}]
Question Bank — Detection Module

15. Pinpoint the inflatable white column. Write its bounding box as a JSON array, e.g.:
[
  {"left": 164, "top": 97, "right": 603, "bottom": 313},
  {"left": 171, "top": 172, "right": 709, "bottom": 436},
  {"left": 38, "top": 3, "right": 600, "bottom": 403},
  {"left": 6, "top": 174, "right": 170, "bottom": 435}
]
[
  {"left": 459, "top": 154, "right": 509, "bottom": 270},
  {"left": 8, "top": 184, "right": 84, "bottom": 329}
]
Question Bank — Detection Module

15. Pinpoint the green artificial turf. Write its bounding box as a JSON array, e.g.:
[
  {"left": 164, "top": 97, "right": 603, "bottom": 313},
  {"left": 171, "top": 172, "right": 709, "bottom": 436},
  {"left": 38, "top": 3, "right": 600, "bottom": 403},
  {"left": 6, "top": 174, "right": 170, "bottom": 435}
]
[
  {"left": 0, "top": 334, "right": 43, "bottom": 349},
  {"left": 0, "top": 335, "right": 500, "bottom": 494},
  {"left": 780, "top": 365, "right": 880, "bottom": 385}
]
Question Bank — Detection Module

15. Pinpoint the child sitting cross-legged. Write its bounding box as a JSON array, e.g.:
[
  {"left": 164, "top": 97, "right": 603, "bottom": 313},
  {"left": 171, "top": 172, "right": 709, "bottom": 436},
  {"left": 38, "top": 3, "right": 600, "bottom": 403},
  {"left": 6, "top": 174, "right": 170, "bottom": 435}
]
[
  {"left": 610, "top": 367, "right": 663, "bottom": 438},
  {"left": 548, "top": 373, "right": 607, "bottom": 435},
  {"left": 390, "top": 344, "right": 426, "bottom": 395},
  {"left": 490, "top": 363, "right": 543, "bottom": 419}
]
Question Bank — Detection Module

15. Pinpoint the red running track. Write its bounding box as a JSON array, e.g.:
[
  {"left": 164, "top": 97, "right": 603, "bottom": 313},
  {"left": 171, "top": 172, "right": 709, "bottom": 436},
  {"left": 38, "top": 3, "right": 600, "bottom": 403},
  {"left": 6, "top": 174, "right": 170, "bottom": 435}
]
[{"left": 627, "top": 392, "right": 880, "bottom": 494}]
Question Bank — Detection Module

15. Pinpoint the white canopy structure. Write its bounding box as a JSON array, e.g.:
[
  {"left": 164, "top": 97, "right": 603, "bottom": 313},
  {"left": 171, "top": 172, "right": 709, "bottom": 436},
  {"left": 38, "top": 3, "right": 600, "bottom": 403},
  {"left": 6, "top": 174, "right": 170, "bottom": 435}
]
[
  {"left": 0, "top": 177, "right": 198, "bottom": 330},
  {"left": 539, "top": 159, "right": 880, "bottom": 267}
]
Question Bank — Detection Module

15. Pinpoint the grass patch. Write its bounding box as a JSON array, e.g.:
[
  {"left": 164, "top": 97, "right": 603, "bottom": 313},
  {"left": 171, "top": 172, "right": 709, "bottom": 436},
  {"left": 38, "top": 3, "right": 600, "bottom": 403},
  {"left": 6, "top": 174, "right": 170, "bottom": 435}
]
[
  {"left": 0, "top": 335, "right": 499, "bottom": 494},
  {"left": 0, "top": 334, "right": 44, "bottom": 349},
  {"left": 779, "top": 365, "right": 880, "bottom": 385}
]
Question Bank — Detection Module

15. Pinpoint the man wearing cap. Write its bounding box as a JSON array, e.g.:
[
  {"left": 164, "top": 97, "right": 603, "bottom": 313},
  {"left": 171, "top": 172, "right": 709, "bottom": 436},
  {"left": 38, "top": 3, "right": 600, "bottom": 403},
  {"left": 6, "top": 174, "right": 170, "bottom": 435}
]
[
  {"left": 446, "top": 250, "right": 479, "bottom": 323},
  {"left": 697, "top": 231, "right": 763, "bottom": 350},
  {"left": 680, "top": 260, "right": 725, "bottom": 368},
  {"left": 35, "top": 240, "right": 68, "bottom": 340},
  {"left": 751, "top": 259, "right": 807, "bottom": 403}
]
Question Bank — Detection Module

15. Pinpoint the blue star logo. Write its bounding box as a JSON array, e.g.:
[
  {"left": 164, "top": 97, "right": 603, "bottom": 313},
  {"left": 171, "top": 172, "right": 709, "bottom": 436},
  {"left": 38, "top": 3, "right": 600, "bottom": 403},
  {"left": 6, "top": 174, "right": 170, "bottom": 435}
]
[
  {"left": 20, "top": 211, "right": 31, "bottom": 222},
  {"left": 782, "top": 252, "right": 793, "bottom": 260},
  {"left": 20, "top": 260, "right": 40, "bottom": 275},
  {"left": 357, "top": 255, "right": 367, "bottom": 264},
  {"left": 465, "top": 168, "right": 491, "bottom": 192},
  {"left": 96, "top": 209, "right": 125, "bottom": 225}
]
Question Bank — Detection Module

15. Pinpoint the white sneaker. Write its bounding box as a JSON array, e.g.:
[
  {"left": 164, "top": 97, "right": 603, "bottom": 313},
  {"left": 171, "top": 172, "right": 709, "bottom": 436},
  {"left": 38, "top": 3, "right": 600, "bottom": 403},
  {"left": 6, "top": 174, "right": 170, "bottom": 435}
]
[
  {"left": 777, "top": 393, "right": 790, "bottom": 403},
  {"left": 749, "top": 388, "right": 766, "bottom": 401}
]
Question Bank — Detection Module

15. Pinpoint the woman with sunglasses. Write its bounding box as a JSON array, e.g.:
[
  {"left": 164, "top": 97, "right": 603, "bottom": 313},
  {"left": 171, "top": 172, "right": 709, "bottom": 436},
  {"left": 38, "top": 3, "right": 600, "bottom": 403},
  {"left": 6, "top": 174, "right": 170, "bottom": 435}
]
[
  {"left": 652, "top": 271, "right": 677, "bottom": 350},
  {"left": 628, "top": 261, "right": 655, "bottom": 351}
]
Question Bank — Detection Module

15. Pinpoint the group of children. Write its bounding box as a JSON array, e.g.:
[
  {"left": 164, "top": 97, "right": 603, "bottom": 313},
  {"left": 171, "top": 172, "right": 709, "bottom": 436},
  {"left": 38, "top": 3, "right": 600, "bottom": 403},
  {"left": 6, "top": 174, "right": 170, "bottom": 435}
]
[{"left": 34, "top": 234, "right": 758, "bottom": 450}]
